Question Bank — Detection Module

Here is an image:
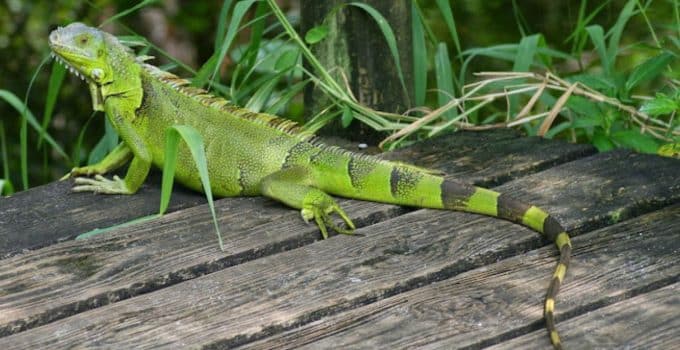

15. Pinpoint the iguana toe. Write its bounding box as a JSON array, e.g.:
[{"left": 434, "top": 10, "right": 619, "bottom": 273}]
[{"left": 73, "top": 175, "right": 131, "bottom": 194}]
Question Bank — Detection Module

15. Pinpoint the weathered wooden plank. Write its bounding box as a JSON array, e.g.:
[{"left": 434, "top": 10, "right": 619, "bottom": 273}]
[
  {"left": 0, "top": 153, "right": 676, "bottom": 348},
  {"left": 0, "top": 130, "right": 593, "bottom": 257},
  {"left": 0, "top": 172, "right": 206, "bottom": 257},
  {"left": 0, "top": 132, "right": 596, "bottom": 335},
  {"left": 487, "top": 282, "right": 679, "bottom": 350},
  {"left": 383, "top": 129, "right": 596, "bottom": 187},
  {"left": 239, "top": 205, "right": 679, "bottom": 350}
]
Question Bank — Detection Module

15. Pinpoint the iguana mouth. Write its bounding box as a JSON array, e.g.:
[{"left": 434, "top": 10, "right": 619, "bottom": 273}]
[
  {"left": 48, "top": 26, "right": 94, "bottom": 83},
  {"left": 50, "top": 52, "right": 88, "bottom": 82}
]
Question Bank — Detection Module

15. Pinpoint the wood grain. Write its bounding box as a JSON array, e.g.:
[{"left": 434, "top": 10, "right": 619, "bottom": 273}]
[
  {"left": 0, "top": 168, "right": 676, "bottom": 349},
  {"left": 239, "top": 205, "right": 680, "bottom": 350},
  {"left": 0, "top": 171, "right": 206, "bottom": 257},
  {"left": 487, "top": 282, "right": 679, "bottom": 350},
  {"left": 0, "top": 131, "right": 599, "bottom": 336}
]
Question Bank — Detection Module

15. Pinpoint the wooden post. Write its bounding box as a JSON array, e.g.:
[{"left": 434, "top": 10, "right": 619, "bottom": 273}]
[{"left": 300, "top": 0, "right": 413, "bottom": 143}]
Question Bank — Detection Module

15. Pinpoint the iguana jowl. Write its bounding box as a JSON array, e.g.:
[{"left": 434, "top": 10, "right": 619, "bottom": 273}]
[{"left": 49, "top": 23, "right": 572, "bottom": 349}]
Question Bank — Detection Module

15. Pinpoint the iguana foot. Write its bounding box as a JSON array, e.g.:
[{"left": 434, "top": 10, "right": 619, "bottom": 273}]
[
  {"left": 72, "top": 175, "right": 132, "bottom": 194},
  {"left": 301, "top": 193, "right": 356, "bottom": 239},
  {"left": 60, "top": 165, "right": 107, "bottom": 180}
]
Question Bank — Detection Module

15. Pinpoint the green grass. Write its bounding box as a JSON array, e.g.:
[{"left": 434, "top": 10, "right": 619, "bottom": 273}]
[{"left": 3, "top": 1, "right": 678, "bottom": 199}]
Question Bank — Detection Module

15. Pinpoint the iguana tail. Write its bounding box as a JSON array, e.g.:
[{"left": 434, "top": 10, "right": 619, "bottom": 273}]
[
  {"left": 438, "top": 180, "right": 571, "bottom": 350},
  {"left": 336, "top": 165, "right": 571, "bottom": 349},
  {"left": 313, "top": 153, "right": 571, "bottom": 348}
]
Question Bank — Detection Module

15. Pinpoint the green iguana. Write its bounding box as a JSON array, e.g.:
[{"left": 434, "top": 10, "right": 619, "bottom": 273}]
[{"left": 49, "top": 23, "right": 572, "bottom": 349}]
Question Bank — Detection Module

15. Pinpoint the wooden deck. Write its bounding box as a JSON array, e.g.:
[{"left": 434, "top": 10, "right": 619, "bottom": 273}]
[{"left": 1, "top": 129, "right": 678, "bottom": 349}]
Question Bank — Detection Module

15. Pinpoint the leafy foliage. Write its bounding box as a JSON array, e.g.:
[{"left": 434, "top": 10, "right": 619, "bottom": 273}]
[{"left": 1, "top": 0, "right": 678, "bottom": 193}]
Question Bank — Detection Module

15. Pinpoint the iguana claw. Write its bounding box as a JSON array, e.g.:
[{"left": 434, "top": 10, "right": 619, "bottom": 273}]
[
  {"left": 73, "top": 175, "right": 132, "bottom": 194},
  {"left": 301, "top": 199, "right": 356, "bottom": 239},
  {"left": 61, "top": 165, "right": 106, "bottom": 181}
]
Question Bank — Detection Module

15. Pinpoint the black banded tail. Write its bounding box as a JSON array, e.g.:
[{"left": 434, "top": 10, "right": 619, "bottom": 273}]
[{"left": 439, "top": 179, "right": 572, "bottom": 349}]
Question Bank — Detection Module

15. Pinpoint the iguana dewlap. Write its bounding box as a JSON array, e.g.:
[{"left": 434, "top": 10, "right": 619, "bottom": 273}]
[{"left": 49, "top": 22, "right": 572, "bottom": 349}]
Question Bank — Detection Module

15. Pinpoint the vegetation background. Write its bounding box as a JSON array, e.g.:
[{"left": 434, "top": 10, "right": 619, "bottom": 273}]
[{"left": 0, "top": 0, "right": 677, "bottom": 195}]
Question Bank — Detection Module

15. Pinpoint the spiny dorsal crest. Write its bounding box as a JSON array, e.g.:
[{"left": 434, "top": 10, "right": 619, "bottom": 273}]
[{"left": 140, "top": 61, "right": 314, "bottom": 141}]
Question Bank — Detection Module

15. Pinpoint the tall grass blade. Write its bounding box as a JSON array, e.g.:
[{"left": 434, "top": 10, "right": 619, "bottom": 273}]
[
  {"left": 101, "top": 0, "right": 160, "bottom": 26},
  {"left": 606, "top": 0, "right": 637, "bottom": 63},
  {"left": 0, "top": 90, "right": 67, "bottom": 160},
  {"left": 245, "top": 73, "right": 282, "bottom": 112},
  {"left": 206, "top": 0, "right": 259, "bottom": 89},
  {"left": 215, "top": 0, "right": 236, "bottom": 50},
  {"left": 435, "top": 43, "right": 456, "bottom": 120},
  {"left": 76, "top": 214, "right": 160, "bottom": 240},
  {"left": 161, "top": 125, "right": 224, "bottom": 251},
  {"left": 624, "top": 52, "right": 674, "bottom": 93},
  {"left": 72, "top": 111, "right": 97, "bottom": 166},
  {"left": 38, "top": 63, "right": 66, "bottom": 148},
  {"left": 513, "top": 34, "right": 543, "bottom": 71},
  {"left": 0, "top": 121, "right": 13, "bottom": 195},
  {"left": 586, "top": 25, "right": 610, "bottom": 75},
  {"left": 434, "top": 0, "right": 463, "bottom": 64}
]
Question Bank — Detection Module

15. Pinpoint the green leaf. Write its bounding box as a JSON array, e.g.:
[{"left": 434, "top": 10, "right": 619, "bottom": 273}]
[
  {"left": 0, "top": 89, "right": 68, "bottom": 160},
  {"left": 611, "top": 130, "right": 659, "bottom": 153},
  {"left": 38, "top": 63, "right": 66, "bottom": 148},
  {"left": 513, "top": 34, "right": 544, "bottom": 71},
  {"left": 265, "top": 79, "right": 310, "bottom": 115},
  {"left": 341, "top": 106, "right": 354, "bottom": 128},
  {"left": 274, "top": 49, "right": 299, "bottom": 71},
  {"left": 245, "top": 74, "right": 281, "bottom": 112},
  {"left": 568, "top": 74, "right": 617, "bottom": 95},
  {"left": 624, "top": 52, "right": 675, "bottom": 92},
  {"left": 586, "top": 25, "right": 610, "bottom": 75},
  {"left": 435, "top": 43, "right": 456, "bottom": 120},
  {"left": 72, "top": 112, "right": 97, "bottom": 166},
  {"left": 592, "top": 130, "right": 615, "bottom": 151},
  {"left": 544, "top": 121, "right": 572, "bottom": 138},
  {"left": 0, "top": 121, "right": 9, "bottom": 188},
  {"left": 239, "top": 1, "right": 269, "bottom": 78},
  {"left": 215, "top": 0, "right": 236, "bottom": 50},
  {"left": 571, "top": 114, "right": 604, "bottom": 128},
  {"left": 305, "top": 25, "right": 329, "bottom": 44},
  {"left": 565, "top": 95, "right": 601, "bottom": 117},
  {"left": 639, "top": 93, "right": 679, "bottom": 116},
  {"left": 194, "top": 0, "right": 258, "bottom": 88},
  {"left": 76, "top": 214, "right": 160, "bottom": 240},
  {"left": 0, "top": 179, "right": 11, "bottom": 196},
  {"left": 161, "top": 125, "right": 224, "bottom": 251},
  {"left": 434, "top": 0, "right": 462, "bottom": 63},
  {"left": 606, "top": 0, "right": 636, "bottom": 63}
]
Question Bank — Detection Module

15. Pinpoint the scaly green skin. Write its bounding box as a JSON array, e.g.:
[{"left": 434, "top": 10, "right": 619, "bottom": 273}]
[{"left": 50, "top": 23, "right": 572, "bottom": 349}]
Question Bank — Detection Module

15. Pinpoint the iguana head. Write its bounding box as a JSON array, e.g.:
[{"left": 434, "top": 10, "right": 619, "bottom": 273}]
[
  {"left": 49, "top": 22, "right": 142, "bottom": 110},
  {"left": 49, "top": 23, "right": 116, "bottom": 85}
]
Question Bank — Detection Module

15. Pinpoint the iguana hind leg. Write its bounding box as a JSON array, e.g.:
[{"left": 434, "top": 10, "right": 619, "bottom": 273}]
[{"left": 259, "top": 166, "right": 355, "bottom": 239}]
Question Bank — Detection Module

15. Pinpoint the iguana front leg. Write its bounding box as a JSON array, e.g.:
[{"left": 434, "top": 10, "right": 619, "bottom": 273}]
[
  {"left": 61, "top": 142, "right": 132, "bottom": 180},
  {"left": 259, "top": 166, "right": 355, "bottom": 239},
  {"left": 72, "top": 99, "right": 151, "bottom": 195}
]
